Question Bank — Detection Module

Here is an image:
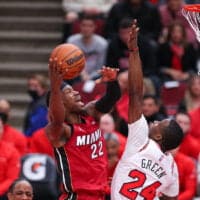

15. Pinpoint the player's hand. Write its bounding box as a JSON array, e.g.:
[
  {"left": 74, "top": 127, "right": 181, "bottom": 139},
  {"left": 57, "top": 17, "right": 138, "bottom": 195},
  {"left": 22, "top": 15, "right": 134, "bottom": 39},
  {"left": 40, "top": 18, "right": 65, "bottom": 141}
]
[
  {"left": 48, "top": 57, "right": 67, "bottom": 87},
  {"left": 127, "top": 19, "right": 139, "bottom": 51},
  {"left": 96, "top": 66, "right": 119, "bottom": 83}
]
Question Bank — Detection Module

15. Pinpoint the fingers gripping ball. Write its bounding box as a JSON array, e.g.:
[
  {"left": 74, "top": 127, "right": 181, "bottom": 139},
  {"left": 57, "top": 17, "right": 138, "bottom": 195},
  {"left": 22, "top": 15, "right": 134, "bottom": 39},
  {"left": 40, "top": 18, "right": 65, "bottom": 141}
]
[{"left": 50, "top": 44, "right": 85, "bottom": 79}]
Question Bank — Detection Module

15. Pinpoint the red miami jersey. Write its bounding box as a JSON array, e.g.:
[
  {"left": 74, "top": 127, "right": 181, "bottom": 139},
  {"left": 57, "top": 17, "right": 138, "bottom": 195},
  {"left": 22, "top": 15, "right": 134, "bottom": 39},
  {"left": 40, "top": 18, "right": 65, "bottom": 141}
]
[
  {"left": 54, "top": 116, "right": 108, "bottom": 200},
  {"left": 111, "top": 115, "right": 179, "bottom": 200}
]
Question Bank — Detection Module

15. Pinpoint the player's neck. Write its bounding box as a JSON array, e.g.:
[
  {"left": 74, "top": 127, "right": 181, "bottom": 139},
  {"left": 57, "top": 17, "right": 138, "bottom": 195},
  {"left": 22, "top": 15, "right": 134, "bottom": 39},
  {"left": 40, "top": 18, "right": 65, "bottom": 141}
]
[{"left": 65, "top": 113, "right": 82, "bottom": 124}]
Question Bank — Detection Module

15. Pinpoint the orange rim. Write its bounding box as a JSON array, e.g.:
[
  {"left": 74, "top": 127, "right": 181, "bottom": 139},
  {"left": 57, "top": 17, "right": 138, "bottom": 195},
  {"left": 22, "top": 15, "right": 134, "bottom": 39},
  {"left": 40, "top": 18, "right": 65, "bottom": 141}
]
[{"left": 183, "top": 4, "right": 200, "bottom": 12}]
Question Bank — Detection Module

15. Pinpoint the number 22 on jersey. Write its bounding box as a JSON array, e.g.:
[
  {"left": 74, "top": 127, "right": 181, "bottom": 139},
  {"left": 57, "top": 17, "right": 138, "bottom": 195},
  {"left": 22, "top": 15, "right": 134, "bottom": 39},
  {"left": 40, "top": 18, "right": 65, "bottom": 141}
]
[
  {"left": 119, "top": 169, "right": 161, "bottom": 200},
  {"left": 91, "top": 141, "right": 104, "bottom": 159}
]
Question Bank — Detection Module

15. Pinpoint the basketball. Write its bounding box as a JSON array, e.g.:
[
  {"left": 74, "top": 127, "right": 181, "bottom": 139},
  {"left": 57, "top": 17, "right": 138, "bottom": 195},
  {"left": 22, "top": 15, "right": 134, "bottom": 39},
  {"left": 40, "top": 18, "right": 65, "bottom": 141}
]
[{"left": 49, "top": 43, "right": 85, "bottom": 79}]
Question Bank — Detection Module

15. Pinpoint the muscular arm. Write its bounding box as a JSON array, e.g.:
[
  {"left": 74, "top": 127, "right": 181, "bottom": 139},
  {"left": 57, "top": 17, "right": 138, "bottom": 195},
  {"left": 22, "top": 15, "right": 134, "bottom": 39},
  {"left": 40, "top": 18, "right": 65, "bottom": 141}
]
[
  {"left": 45, "top": 59, "right": 71, "bottom": 147},
  {"left": 128, "top": 21, "right": 143, "bottom": 124}
]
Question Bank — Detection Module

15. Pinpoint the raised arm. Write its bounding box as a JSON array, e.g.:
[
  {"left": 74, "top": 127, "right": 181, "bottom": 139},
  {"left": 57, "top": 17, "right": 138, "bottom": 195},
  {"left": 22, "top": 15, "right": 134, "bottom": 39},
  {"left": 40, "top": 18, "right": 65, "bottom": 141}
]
[
  {"left": 45, "top": 58, "right": 71, "bottom": 147},
  {"left": 127, "top": 20, "right": 143, "bottom": 124}
]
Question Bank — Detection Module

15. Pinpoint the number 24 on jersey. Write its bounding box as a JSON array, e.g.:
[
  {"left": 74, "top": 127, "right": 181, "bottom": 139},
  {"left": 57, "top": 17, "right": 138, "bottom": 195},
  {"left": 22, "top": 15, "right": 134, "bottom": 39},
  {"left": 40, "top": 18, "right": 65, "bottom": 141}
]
[{"left": 120, "top": 169, "right": 161, "bottom": 200}]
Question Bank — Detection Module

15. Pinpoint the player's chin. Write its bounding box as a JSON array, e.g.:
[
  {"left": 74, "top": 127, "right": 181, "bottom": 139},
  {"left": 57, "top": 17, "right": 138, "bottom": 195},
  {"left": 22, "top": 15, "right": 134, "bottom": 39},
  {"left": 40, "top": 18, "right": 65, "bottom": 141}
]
[{"left": 74, "top": 101, "right": 85, "bottom": 111}]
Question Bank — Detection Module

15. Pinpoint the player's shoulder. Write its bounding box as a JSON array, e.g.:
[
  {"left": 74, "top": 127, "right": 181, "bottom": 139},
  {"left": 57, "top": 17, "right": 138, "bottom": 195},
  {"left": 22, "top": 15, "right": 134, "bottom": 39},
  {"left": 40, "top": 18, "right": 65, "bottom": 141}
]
[{"left": 128, "top": 115, "right": 148, "bottom": 131}]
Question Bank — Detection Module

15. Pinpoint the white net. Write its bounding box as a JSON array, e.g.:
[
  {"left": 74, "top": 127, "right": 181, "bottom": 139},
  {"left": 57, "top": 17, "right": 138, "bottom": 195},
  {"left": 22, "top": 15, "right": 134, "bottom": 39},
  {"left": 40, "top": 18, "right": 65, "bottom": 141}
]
[{"left": 182, "top": 8, "right": 200, "bottom": 42}]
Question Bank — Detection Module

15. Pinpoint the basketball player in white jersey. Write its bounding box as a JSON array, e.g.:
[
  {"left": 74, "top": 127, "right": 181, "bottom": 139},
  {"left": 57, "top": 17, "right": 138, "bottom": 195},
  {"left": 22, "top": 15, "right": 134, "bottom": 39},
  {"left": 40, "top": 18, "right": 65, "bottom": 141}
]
[{"left": 111, "top": 20, "right": 184, "bottom": 200}]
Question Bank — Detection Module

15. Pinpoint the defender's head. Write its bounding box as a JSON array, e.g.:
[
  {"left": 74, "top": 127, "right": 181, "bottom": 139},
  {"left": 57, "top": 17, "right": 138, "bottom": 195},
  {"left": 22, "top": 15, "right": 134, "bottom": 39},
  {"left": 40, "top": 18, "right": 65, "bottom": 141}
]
[{"left": 149, "top": 119, "right": 183, "bottom": 152}]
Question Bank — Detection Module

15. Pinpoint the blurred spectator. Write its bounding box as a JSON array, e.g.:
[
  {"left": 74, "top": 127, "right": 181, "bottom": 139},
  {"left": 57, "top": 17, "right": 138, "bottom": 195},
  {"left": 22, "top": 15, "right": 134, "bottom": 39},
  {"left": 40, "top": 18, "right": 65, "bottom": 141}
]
[
  {"left": 105, "top": 19, "right": 131, "bottom": 71},
  {"left": 0, "top": 118, "right": 20, "bottom": 198},
  {"left": 143, "top": 78, "right": 156, "bottom": 96},
  {"left": 114, "top": 71, "right": 156, "bottom": 134},
  {"left": 67, "top": 14, "right": 108, "bottom": 83},
  {"left": 158, "top": 0, "right": 197, "bottom": 45},
  {"left": 0, "top": 99, "right": 27, "bottom": 155},
  {"left": 28, "top": 128, "right": 54, "bottom": 158},
  {"left": 24, "top": 74, "right": 48, "bottom": 137},
  {"left": 7, "top": 179, "right": 33, "bottom": 200},
  {"left": 61, "top": 0, "right": 116, "bottom": 41},
  {"left": 142, "top": 95, "right": 167, "bottom": 124},
  {"left": 105, "top": 18, "right": 159, "bottom": 87},
  {"left": 100, "top": 113, "right": 126, "bottom": 157},
  {"left": 189, "top": 106, "right": 200, "bottom": 143},
  {"left": 104, "top": 0, "right": 162, "bottom": 44},
  {"left": 175, "top": 112, "right": 200, "bottom": 160},
  {"left": 112, "top": 71, "right": 129, "bottom": 136},
  {"left": 171, "top": 148, "right": 197, "bottom": 200},
  {"left": 179, "top": 75, "right": 200, "bottom": 112},
  {"left": 158, "top": 21, "right": 197, "bottom": 83},
  {"left": 104, "top": 132, "right": 120, "bottom": 200}
]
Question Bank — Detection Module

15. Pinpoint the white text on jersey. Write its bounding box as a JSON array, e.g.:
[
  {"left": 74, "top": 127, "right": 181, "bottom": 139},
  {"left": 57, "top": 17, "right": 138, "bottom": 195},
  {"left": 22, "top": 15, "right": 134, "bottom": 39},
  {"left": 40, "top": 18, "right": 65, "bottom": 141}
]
[
  {"left": 141, "top": 158, "right": 167, "bottom": 179},
  {"left": 76, "top": 129, "right": 102, "bottom": 146}
]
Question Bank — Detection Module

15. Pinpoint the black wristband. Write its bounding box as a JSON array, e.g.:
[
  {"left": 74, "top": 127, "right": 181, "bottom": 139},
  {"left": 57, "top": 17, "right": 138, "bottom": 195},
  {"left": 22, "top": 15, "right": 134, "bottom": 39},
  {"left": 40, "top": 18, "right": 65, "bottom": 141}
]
[{"left": 95, "top": 81, "right": 121, "bottom": 113}]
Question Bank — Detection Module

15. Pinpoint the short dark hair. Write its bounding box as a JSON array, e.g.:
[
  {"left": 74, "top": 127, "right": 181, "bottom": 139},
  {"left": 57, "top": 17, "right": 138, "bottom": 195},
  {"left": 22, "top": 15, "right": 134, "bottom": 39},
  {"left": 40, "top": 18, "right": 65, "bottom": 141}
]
[
  {"left": 8, "top": 178, "right": 32, "bottom": 193},
  {"left": 119, "top": 18, "right": 133, "bottom": 29},
  {"left": 175, "top": 111, "right": 191, "bottom": 121},
  {"left": 162, "top": 120, "right": 184, "bottom": 152},
  {"left": 46, "top": 81, "right": 71, "bottom": 107},
  {"left": 143, "top": 95, "right": 159, "bottom": 105},
  {"left": 80, "top": 13, "right": 96, "bottom": 22}
]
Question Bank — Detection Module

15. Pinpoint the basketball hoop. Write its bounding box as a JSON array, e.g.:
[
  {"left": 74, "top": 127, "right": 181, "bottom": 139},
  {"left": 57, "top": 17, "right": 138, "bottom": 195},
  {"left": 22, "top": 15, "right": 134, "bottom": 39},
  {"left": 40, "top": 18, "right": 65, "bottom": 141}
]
[{"left": 182, "top": 4, "right": 200, "bottom": 42}]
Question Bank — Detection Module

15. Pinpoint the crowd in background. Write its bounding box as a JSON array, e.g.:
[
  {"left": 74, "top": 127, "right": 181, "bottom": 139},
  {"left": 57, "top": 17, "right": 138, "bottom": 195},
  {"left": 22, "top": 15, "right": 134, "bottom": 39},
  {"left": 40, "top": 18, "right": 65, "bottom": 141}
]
[{"left": 0, "top": 0, "right": 200, "bottom": 199}]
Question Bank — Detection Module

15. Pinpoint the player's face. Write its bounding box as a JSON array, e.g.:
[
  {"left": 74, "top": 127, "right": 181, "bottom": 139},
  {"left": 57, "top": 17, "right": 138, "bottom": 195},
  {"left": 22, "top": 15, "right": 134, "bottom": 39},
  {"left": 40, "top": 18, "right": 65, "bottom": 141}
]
[
  {"left": 8, "top": 181, "right": 33, "bottom": 200},
  {"left": 62, "top": 86, "right": 84, "bottom": 112},
  {"left": 149, "top": 119, "right": 170, "bottom": 144}
]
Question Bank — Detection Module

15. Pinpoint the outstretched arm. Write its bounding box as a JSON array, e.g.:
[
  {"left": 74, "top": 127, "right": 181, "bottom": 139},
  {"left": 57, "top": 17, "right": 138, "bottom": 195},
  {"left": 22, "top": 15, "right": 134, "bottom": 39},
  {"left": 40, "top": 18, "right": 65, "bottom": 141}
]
[
  {"left": 128, "top": 20, "right": 143, "bottom": 124},
  {"left": 45, "top": 58, "right": 71, "bottom": 147}
]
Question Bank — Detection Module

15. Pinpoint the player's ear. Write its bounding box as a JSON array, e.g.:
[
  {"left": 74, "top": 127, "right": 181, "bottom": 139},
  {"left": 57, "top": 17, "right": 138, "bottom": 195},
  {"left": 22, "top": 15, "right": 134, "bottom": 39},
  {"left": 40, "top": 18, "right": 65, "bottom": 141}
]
[{"left": 153, "top": 131, "right": 163, "bottom": 144}]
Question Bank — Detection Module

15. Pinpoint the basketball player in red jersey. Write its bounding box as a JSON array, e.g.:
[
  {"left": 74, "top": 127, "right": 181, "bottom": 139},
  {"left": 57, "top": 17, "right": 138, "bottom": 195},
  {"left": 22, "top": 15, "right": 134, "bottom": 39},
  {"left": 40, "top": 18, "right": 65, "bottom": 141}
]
[
  {"left": 111, "top": 20, "right": 184, "bottom": 200},
  {"left": 46, "top": 60, "right": 121, "bottom": 200}
]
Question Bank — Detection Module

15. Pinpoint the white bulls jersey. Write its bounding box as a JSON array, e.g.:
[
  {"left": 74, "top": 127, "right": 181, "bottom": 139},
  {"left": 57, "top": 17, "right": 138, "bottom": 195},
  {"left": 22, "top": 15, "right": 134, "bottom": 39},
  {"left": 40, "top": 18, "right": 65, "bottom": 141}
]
[{"left": 111, "top": 115, "right": 179, "bottom": 200}]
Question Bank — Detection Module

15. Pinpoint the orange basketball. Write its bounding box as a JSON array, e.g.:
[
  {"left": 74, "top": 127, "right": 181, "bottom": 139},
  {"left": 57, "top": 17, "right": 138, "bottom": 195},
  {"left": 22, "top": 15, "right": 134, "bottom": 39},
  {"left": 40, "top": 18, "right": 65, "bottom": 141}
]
[{"left": 49, "top": 43, "right": 85, "bottom": 79}]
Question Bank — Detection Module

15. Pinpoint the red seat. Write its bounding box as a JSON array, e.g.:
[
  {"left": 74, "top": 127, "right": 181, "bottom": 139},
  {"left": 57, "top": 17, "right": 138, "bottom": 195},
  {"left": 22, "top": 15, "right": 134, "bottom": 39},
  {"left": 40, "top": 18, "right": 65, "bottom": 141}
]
[{"left": 160, "top": 82, "right": 187, "bottom": 116}]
